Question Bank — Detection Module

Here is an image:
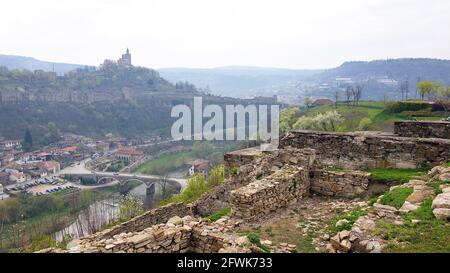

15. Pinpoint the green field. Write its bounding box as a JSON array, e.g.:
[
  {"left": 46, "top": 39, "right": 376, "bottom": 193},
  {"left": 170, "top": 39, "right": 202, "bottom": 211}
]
[
  {"left": 284, "top": 101, "right": 447, "bottom": 133},
  {"left": 135, "top": 150, "right": 195, "bottom": 175}
]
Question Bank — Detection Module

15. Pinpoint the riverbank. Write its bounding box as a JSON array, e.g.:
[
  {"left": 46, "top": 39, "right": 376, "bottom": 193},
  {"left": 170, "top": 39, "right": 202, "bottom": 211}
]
[{"left": 0, "top": 182, "right": 142, "bottom": 253}]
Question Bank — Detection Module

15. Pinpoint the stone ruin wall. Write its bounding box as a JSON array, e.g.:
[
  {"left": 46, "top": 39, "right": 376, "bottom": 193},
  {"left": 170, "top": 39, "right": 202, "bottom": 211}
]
[
  {"left": 193, "top": 148, "right": 316, "bottom": 217},
  {"left": 230, "top": 166, "right": 310, "bottom": 220},
  {"left": 39, "top": 215, "right": 253, "bottom": 253},
  {"left": 88, "top": 202, "right": 193, "bottom": 241},
  {"left": 280, "top": 130, "right": 450, "bottom": 170},
  {"left": 310, "top": 170, "right": 370, "bottom": 198},
  {"left": 394, "top": 121, "right": 450, "bottom": 139}
]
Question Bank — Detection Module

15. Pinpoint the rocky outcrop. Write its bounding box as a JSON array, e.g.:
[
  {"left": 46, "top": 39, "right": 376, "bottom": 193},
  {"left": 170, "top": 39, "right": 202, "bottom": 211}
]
[
  {"left": 432, "top": 185, "right": 450, "bottom": 220},
  {"left": 398, "top": 180, "right": 435, "bottom": 213}
]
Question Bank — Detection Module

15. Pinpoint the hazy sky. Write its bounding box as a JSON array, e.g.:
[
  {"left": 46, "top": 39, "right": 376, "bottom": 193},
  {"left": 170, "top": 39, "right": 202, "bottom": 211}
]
[{"left": 1, "top": 0, "right": 449, "bottom": 69}]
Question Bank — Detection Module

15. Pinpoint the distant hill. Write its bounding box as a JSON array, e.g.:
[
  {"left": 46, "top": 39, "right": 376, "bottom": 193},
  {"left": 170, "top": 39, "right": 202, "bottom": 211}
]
[
  {"left": 159, "top": 66, "right": 322, "bottom": 97},
  {"left": 0, "top": 54, "right": 85, "bottom": 75},
  {"left": 317, "top": 58, "right": 450, "bottom": 84}
]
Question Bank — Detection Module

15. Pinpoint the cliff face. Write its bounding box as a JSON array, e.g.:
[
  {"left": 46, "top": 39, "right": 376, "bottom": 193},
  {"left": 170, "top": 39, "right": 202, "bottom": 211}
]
[{"left": 0, "top": 89, "right": 279, "bottom": 139}]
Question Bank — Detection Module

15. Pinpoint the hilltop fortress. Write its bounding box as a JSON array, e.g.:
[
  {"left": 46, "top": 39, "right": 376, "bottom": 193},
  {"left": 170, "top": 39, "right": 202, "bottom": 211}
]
[{"left": 38, "top": 120, "right": 450, "bottom": 253}]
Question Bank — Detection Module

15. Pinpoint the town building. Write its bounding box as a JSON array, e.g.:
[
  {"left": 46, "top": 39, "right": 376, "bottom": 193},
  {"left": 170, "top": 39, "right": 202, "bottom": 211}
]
[
  {"left": 114, "top": 148, "right": 144, "bottom": 161},
  {"left": 9, "top": 172, "right": 27, "bottom": 183},
  {"left": 0, "top": 139, "right": 21, "bottom": 150},
  {"left": 37, "top": 161, "right": 61, "bottom": 174},
  {"left": 186, "top": 159, "right": 210, "bottom": 177}
]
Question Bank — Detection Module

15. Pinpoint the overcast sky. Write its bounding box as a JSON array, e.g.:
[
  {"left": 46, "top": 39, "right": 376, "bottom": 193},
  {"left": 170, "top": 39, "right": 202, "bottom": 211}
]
[{"left": 1, "top": 0, "right": 449, "bottom": 69}]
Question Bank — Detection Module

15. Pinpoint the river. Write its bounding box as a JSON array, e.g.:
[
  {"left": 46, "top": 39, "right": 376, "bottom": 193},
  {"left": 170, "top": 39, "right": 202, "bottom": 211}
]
[{"left": 54, "top": 174, "right": 184, "bottom": 242}]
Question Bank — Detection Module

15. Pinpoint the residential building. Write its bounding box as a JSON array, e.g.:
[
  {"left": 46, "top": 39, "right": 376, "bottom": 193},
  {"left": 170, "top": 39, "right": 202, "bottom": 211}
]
[
  {"left": 114, "top": 148, "right": 144, "bottom": 161},
  {"left": 37, "top": 161, "right": 61, "bottom": 174},
  {"left": 186, "top": 159, "right": 210, "bottom": 177},
  {"left": 9, "top": 172, "right": 27, "bottom": 183}
]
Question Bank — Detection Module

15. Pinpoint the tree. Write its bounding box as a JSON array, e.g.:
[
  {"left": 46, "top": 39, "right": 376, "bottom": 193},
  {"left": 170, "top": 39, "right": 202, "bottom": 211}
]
[
  {"left": 22, "top": 129, "right": 33, "bottom": 151},
  {"left": 399, "top": 80, "right": 409, "bottom": 101},
  {"left": 436, "top": 85, "right": 450, "bottom": 115},
  {"left": 345, "top": 86, "right": 353, "bottom": 107},
  {"left": 292, "top": 110, "right": 343, "bottom": 132},
  {"left": 303, "top": 96, "right": 312, "bottom": 108},
  {"left": 117, "top": 194, "right": 144, "bottom": 222},
  {"left": 334, "top": 90, "right": 339, "bottom": 109},
  {"left": 41, "top": 122, "right": 60, "bottom": 145},
  {"left": 354, "top": 85, "right": 363, "bottom": 105},
  {"left": 416, "top": 81, "right": 435, "bottom": 100}
]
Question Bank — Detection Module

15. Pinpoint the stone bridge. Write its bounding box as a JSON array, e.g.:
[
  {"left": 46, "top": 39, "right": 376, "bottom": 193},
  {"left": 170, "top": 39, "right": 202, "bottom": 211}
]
[{"left": 63, "top": 171, "right": 187, "bottom": 195}]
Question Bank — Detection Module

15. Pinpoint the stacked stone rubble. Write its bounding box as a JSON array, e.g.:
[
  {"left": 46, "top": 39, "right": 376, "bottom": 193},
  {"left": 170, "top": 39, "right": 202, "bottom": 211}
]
[
  {"left": 193, "top": 148, "right": 315, "bottom": 216},
  {"left": 230, "top": 166, "right": 310, "bottom": 220},
  {"left": 394, "top": 121, "right": 450, "bottom": 139},
  {"left": 310, "top": 170, "right": 370, "bottom": 197}
]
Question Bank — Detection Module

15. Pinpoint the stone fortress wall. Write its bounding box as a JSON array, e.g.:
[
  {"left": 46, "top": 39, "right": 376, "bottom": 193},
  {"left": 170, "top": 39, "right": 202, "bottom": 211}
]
[
  {"left": 280, "top": 130, "right": 450, "bottom": 170},
  {"left": 230, "top": 165, "right": 310, "bottom": 220},
  {"left": 39, "top": 123, "right": 450, "bottom": 253},
  {"left": 394, "top": 121, "right": 450, "bottom": 139}
]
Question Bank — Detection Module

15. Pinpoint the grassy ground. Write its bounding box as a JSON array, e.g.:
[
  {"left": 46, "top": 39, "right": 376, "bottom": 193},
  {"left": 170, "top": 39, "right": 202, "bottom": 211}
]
[
  {"left": 207, "top": 208, "right": 231, "bottom": 222},
  {"left": 299, "top": 101, "right": 446, "bottom": 132},
  {"left": 327, "top": 208, "right": 368, "bottom": 234},
  {"left": 379, "top": 187, "right": 414, "bottom": 209},
  {"left": 304, "top": 101, "right": 406, "bottom": 132},
  {"left": 374, "top": 199, "right": 450, "bottom": 253},
  {"left": 369, "top": 168, "right": 429, "bottom": 184},
  {"left": 135, "top": 150, "right": 195, "bottom": 175}
]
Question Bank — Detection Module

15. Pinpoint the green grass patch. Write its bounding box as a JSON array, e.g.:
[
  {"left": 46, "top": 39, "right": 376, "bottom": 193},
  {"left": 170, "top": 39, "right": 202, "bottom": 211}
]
[
  {"left": 207, "top": 208, "right": 231, "bottom": 222},
  {"left": 369, "top": 168, "right": 428, "bottom": 184},
  {"left": 379, "top": 187, "right": 413, "bottom": 209},
  {"left": 247, "top": 232, "right": 271, "bottom": 253},
  {"left": 327, "top": 208, "right": 368, "bottom": 234},
  {"left": 374, "top": 199, "right": 450, "bottom": 253},
  {"left": 428, "top": 180, "right": 450, "bottom": 194},
  {"left": 135, "top": 150, "right": 195, "bottom": 175}
]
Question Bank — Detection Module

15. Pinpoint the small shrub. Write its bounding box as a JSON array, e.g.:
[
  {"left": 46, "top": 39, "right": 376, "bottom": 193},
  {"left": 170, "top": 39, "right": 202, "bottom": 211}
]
[
  {"left": 384, "top": 101, "right": 431, "bottom": 113},
  {"left": 379, "top": 187, "right": 413, "bottom": 209},
  {"left": 207, "top": 208, "right": 231, "bottom": 222},
  {"left": 229, "top": 166, "right": 239, "bottom": 176},
  {"left": 118, "top": 194, "right": 144, "bottom": 221},
  {"left": 247, "top": 232, "right": 271, "bottom": 253},
  {"left": 368, "top": 197, "right": 378, "bottom": 206},
  {"left": 328, "top": 208, "right": 368, "bottom": 234},
  {"left": 358, "top": 117, "right": 372, "bottom": 130}
]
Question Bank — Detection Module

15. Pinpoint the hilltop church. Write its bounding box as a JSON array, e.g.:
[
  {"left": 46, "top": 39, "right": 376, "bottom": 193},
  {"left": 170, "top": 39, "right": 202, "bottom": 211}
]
[{"left": 117, "top": 48, "right": 132, "bottom": 67}]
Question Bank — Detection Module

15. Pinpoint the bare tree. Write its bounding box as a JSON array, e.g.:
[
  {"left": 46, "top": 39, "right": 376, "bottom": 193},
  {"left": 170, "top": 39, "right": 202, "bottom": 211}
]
[
  {"left": 399, "top": 80, "right": 409, "bottom": 101},
  {"left": 345, "top": 86, "right": 353, "bottom": 107},
  {"left": 334, "top": 90, "right": 339, "bottom": 109},
  {"left": 354, "top": 85, "right": 364, "bottom": 105}
]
